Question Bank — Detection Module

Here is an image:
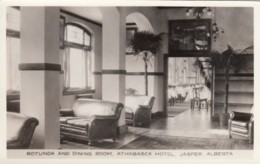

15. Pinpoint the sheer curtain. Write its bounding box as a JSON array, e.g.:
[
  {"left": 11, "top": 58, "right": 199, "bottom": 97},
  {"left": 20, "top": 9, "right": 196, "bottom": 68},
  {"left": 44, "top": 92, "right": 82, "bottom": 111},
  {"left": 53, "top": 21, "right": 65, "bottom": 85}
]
[
  {"left": 6, "top": 7, "right": 20, "bottom": 93},
  {"left": 68, "top": 48, "right": 87, "bottom": 89},
  {"left": 6, "top": 36, "right": 20, "bottom": 92},
  {"left": 62, "top": 23, "right": 94, "bottom": 91},
  {"left": 64, "top": 48, "right": 94, "bottom": 90}
]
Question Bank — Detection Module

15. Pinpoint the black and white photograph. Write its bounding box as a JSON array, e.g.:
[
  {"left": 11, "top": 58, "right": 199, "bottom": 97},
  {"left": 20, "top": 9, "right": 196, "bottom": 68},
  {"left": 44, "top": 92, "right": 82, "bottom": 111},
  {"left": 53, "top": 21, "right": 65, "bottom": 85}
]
[{"left": 0, "top": 0, "right": 259, "bottom": 162}]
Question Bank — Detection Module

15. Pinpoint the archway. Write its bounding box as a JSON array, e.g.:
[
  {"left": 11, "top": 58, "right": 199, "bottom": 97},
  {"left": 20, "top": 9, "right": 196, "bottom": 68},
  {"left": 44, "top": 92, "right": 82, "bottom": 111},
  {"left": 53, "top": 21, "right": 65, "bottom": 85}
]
[
  {"left": 125, "top": 12, "right": 155, "bottom": 97},
  {"left": 126, "top": 12, "right": 154, "bottom": 32}
]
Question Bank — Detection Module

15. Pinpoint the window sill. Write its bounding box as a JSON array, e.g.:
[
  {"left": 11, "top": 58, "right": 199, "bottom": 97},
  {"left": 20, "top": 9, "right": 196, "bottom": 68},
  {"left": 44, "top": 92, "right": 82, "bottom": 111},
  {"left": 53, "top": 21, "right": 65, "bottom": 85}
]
[{"left": 63, "top": 89, "right": 95, "bottom": 96}]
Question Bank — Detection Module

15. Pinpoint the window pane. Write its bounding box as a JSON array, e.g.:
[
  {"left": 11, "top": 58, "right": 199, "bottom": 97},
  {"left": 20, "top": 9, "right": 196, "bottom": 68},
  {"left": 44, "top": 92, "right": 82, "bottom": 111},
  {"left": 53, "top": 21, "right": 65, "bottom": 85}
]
[
  {"left": 6, "top": 37, "right": 20, "bottom": 91},
  {"left": 84, "top": 33, "right": 91, "bottom": 46},
  {"left": 66, "top": 25, "right": 84, "bottom": 44},
  {"left": 6, "top": 7, "right": 20, "bottom": 31},
  {"left": 68, "top": 48, "right": 86, "bottom": 89}
]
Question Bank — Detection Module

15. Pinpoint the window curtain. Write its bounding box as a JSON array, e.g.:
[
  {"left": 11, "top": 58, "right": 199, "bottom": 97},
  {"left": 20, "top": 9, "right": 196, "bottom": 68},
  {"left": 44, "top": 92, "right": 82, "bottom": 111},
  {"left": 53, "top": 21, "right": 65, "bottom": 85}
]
[
  {"left": 6, "top": 36, "right": 20, "bottom": 92},
  {"left": 64, "top": 47, "right": 91, "bottom": 89},
  {"left": 64, "top": 47, "right": 70, "bottom": 89}
]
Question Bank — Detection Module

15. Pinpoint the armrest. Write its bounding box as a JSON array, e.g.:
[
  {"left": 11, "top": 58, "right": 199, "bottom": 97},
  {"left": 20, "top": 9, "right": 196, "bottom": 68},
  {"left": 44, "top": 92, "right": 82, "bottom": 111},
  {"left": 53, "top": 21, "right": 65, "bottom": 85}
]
[
  {"left": 139, "top": 105, "right": 152, "bottom": 110},
  {"left": 60, "top": 109, "right": 74, "bottom": 116},
  {"left": 91, "top": 115, "right": 116, "bottom": 121},
  {"left": 229, "top": 112, "right": 235, "bottom": 120},
  {"left": 230, "top": 111, "right": 253, "bottom": 122},
  {"left": 88, "top": 115, "right": 118, "bottom": 136}
]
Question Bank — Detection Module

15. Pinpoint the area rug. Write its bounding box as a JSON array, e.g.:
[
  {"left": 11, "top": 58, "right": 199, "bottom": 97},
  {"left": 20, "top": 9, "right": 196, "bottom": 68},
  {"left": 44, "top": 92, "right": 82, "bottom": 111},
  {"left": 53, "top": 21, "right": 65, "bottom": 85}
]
[{"left": 120, "top": 135, "right": 235, "bottom": 150}]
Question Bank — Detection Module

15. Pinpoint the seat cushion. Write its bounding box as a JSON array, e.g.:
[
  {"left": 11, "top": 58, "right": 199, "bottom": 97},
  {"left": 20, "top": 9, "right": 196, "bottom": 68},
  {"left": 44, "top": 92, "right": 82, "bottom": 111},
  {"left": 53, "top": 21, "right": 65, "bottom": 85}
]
[
  {"left": 231, "top": 126, "right": 248, "bottom": 134},
  {"left": 66, "top": 118, "right": 91, "bottom": 128},
  {"left": 60, "top": 117, "right": 79, "bottom": 124},
  {"left": 125, "top": 112, "right": 133, "bottom": 119},
  {"left": 125, "top": 107, "right": 134, "bottom": 113},
  {"left": 231, "top": 120, "right": 248, "bottom": 127}
]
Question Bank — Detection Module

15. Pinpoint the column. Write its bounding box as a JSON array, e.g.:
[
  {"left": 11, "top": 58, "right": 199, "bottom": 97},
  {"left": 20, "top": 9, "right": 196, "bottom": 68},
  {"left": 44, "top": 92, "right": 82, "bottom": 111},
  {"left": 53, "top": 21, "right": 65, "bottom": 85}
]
[
  {"left": 20, "top": 7, "right": 60, "bottom": 149},
  {"left": 101, "top": 8, "right": 126, "bottom": 134}
]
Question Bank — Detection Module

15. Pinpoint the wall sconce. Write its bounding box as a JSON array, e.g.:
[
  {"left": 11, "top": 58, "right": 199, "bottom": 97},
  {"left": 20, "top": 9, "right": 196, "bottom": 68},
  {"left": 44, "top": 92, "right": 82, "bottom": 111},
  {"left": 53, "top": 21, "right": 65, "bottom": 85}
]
[
  {"left": 212, "top": 8, "right": 224, "bottom": 42},
  {"left": 186, "top": 7, "right": 224, "bottom": 42}
]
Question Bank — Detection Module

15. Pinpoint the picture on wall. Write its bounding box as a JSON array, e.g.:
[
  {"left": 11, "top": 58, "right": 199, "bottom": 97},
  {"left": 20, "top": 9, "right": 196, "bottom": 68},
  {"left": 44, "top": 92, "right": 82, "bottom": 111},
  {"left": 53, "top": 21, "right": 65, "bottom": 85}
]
[{"left": 169, "top": 19, "right": 211, "bottom": 54}]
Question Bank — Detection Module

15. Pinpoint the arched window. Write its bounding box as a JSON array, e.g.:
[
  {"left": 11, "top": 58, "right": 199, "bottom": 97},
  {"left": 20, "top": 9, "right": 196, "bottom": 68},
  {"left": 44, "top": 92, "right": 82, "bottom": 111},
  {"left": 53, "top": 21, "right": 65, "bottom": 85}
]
[
  {"left": 6, "top": 7, "right": 20, "bottom": 95},
  {"left": 63, "top": 23, "right": 94, "bottom": 94}
]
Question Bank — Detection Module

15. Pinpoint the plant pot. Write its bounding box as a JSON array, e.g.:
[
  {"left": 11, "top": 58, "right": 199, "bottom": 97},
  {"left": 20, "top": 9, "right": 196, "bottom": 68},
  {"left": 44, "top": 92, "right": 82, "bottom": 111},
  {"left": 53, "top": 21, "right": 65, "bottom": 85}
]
[{"left": 219, "top": 113, "right": 229, "bottom": 126}]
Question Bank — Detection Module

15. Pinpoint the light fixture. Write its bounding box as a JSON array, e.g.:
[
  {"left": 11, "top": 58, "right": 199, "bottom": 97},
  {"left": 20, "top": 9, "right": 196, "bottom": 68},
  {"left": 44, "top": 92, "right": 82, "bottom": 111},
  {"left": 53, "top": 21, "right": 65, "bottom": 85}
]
[
  {"left": 186, "top": 7, "right": 224, "bottom": 42},
  {"left": 186, "top": 7, "right": 212, "bottom": 19},
  {"left": 212, "top": 7, "right": 224, "bottom": 42}
]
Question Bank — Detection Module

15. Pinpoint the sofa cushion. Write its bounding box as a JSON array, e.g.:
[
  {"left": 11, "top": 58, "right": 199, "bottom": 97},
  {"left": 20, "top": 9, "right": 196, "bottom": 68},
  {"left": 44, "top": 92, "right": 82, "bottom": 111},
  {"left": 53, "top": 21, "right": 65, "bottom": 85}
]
[
  {"left": 231, "top": 126, "right": 248, "bottom": 134},
  {"left": 60, "top": 117, "right": 79, "bottom": 124},
  {"left": 125, "top": 106, "right": 134, "bottom": 113},
  {"left": 231, "top": 120, "right": 248, "bottom": 127},
  {"left": 125, "top": 112, "right": 133, "bottom": 119},
  {"left": 66, "top": 118, "right": 91, "bottom": 128},
  {"left": 72, "top": 99, "right": 119, "bottom": 117}
]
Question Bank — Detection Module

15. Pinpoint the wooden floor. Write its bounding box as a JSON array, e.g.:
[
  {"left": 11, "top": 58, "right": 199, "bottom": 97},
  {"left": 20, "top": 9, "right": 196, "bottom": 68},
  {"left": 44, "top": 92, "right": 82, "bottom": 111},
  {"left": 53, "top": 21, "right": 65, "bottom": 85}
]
[{"left": 61, "top": 106, "right": 253, "bottom": 150}]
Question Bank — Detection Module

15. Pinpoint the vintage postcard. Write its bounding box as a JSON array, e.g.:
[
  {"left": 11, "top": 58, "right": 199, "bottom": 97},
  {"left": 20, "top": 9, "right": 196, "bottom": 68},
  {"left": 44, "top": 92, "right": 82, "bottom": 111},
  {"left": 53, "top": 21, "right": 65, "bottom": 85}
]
[{"left": 0, "top": 0, "right": 259, "bottom": 163}]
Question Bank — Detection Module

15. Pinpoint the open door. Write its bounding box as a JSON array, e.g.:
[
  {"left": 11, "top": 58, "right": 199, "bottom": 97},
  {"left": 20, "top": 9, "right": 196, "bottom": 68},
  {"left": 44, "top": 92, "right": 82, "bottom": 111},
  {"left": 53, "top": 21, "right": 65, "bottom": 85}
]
[{"left": 166, "top": 57, "right": 213, "bottom": 117}]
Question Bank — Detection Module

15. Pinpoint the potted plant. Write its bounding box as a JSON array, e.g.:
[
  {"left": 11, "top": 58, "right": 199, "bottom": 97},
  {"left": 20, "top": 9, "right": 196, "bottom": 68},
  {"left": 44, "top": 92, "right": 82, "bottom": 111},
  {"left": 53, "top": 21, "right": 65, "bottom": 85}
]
[
  {"left": 129, "top": 31, "right": 164, "bottom": 95},
  {"left": 211, "top": 45, "right": 248, "bottom": 126}
]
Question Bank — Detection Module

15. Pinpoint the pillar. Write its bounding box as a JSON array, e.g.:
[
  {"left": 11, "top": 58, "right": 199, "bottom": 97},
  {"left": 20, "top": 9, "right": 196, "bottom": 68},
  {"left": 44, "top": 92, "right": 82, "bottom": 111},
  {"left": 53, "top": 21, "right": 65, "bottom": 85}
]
[
  {"left": 101, "top": 7, "right": 126, "bottom": 134},
  {"left": 20, "top": 7, "right": 60, "bottom": 149}
]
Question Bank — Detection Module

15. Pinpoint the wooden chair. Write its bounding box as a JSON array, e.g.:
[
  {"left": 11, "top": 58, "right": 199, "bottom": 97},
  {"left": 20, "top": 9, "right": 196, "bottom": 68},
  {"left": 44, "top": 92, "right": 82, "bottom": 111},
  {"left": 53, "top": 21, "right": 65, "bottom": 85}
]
[{"left": 191, "top": 87, "right": 208, "bottom": 110}]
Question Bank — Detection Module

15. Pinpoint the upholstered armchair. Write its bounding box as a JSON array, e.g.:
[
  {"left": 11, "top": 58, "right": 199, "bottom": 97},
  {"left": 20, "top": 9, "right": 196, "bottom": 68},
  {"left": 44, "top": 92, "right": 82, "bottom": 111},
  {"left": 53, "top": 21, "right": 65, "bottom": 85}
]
[
  {"left": 7, "top": 112, "right": 39, "bottom": 149},
  {"left": 60, "top": 99, "right": 123, "bottom": 146},
  {"left": 229, "top": 111, "right": 254, "bottom": 144},
  {"left": 125, "top": 95, "right": 155, "bottom": 127}
]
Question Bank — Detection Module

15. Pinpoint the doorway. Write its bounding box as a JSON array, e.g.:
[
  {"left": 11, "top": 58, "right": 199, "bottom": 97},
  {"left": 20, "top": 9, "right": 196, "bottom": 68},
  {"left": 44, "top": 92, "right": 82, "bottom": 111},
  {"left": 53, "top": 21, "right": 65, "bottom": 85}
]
[{"left": 165, "top": 57, "right": 213, "bottom": 117}]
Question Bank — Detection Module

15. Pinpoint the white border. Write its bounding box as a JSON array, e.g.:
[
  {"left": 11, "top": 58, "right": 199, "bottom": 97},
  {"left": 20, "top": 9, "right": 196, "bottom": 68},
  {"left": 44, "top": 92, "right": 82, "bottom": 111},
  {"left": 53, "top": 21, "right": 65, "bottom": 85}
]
[{"left": 0, "top": 0, "right": 259, "bottom": 163}]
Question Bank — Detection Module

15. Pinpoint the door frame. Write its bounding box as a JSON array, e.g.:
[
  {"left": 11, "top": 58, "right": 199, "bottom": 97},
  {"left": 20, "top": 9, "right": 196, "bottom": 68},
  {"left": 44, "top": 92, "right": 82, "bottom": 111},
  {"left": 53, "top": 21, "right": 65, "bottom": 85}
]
[{"left": 163, "top": 54, "right": 215, "bottom": 118}]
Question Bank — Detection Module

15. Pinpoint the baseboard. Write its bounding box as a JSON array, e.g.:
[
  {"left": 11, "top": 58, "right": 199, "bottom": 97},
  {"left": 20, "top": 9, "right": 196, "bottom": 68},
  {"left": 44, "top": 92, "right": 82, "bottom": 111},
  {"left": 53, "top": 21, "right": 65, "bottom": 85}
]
[
  {"left": 117, "top": 124, "right": 127, "bottom": 136},
  {"left": 151, "top": 111, "right": 164, "bottom": 119}
]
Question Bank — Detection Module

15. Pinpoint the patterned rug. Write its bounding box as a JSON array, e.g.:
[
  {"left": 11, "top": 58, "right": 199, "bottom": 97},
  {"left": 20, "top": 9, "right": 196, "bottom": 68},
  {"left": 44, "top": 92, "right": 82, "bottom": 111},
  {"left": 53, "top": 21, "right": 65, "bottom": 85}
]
[{"left": 120, "top": 135, "right": 235, "bottom": 149}]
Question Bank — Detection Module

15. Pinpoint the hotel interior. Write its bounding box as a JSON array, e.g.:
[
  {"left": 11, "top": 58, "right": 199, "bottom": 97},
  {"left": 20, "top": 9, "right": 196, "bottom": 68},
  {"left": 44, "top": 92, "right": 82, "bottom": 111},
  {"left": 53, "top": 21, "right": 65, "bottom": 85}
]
[{"left": 6, "top": 6, "right": 254, "bottom": 150}]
